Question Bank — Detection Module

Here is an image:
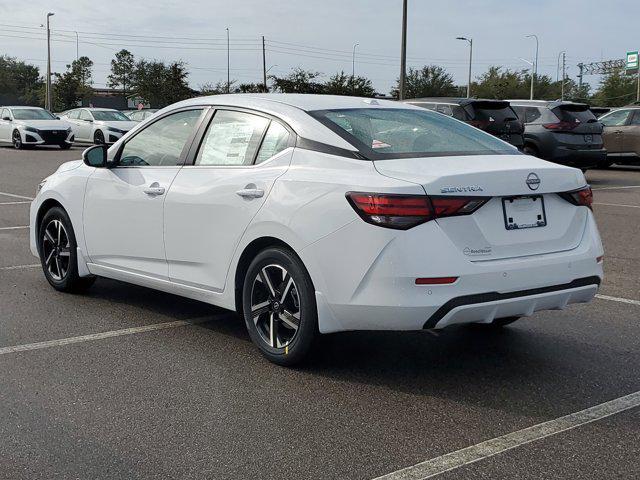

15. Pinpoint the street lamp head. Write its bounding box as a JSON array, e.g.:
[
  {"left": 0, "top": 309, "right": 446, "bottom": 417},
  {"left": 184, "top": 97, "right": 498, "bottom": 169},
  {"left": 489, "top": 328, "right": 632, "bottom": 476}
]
[
  {"left": 456, "top": 37, "right": 467, "bottom": 41},
  {"left": 47, "top": 12, "right": 55, "bottom": 17}
]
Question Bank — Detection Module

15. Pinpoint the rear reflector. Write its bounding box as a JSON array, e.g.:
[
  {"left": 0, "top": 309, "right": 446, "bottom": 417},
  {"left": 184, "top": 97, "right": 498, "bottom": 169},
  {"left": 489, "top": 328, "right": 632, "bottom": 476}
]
[
  {"left": 558, "top": 185, "right": 593, "bottom": 210},
  {"left": 346, "top": 192, "right": 488, "bottom": 230},
  {"left": 542, "top": 121, "right": 579, "bottom": 131},
  {"left": 415, "top": 277, "right": 458, "bottom": 285}
]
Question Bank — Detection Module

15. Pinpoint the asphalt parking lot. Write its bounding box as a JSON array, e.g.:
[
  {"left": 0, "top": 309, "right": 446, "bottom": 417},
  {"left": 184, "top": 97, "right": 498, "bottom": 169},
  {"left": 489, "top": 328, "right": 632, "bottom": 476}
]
[{"left": 1, "top": 146, "right": 639, "bottom": 480}]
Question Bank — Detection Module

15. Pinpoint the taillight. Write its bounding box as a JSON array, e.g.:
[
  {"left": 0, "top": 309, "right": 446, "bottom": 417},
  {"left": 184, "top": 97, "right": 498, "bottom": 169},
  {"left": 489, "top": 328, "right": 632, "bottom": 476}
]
[
  {"left": 559, "top": 186, "right": 593, "bottom": 210},
  {"left": 468, "top": 120, "right": 490, "bottom": 129},
  {"left": 542, "top": 121, "right": 579, "bottom": 131},
  {"left": 346, "top": 192, "right": 488, "bottom": 230}
]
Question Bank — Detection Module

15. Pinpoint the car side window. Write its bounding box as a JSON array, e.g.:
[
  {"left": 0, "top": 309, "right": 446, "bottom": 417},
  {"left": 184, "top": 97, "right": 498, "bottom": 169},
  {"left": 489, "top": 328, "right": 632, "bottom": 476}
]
[
  {"left": 435, "top": 104, "right": 454, "bottom": 116},
  {"left": 80, "top": 110, "right": 92, "bottom": 121},
  {"left": 119, "top": 109, "right": 204, "bottom": 167},
  {"left": 68, "top": 110, "right": 80, "bottom": 120},
  {"left": 1, "top": 108, "right": 9, "bottom": 119},
  {"left": 195, "top": 110, "right": 269, "bottom": 166},
  {"left": 524, "top": 107, "right": 542, "bottom": 124},
  {"left": 630, "top": 111, "right": 640, "bottom": 126},
  {"left": 255, "top": 121, "right": 291, "bottom": 164},
  {"left": 601, "top": 110, "right": 632, "bottom": 127}
]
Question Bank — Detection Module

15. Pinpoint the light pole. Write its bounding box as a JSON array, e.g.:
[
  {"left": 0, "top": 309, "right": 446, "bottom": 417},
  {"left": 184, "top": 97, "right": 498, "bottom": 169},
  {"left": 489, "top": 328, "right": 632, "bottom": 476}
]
[
  {"left": 352, "top": 43, "right": 359, "bottom": 94},
  {"left": 46, "top": 12, "right": 54, "bottom": 111},
  {"left": 226, "top": 27, "right": 230, "bottom": 94},
  {"left": 74, "top": 31, "right": 79, "bottom": 60},
  {"left": 456, "top": 37, "right": 473, "bottom": 98},
  {"left": 525, "top": 34, "right": 539, "bottom": 100},
  {"left": 399, "top": 0, "right": 408, "bottom": 100}
]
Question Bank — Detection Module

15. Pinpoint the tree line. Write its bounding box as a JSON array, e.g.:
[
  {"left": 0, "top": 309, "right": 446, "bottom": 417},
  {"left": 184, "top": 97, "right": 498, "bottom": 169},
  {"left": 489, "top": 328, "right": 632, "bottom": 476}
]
[{"left": 1, "top": 51, "right": 638, "bottom": 110}]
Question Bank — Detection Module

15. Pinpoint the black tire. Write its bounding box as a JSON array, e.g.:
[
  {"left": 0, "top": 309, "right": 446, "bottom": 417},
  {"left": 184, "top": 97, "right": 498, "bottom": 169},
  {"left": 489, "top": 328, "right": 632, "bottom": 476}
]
[
  {"left": 94, "top": 130, "right": 105, "bottom": 145},
  {"left": 523, "top": 144, "right": 538, "bottom": 158},
  {"left": 12, "top": 130, "right": 23, "bottom": 149},
  {"left": 38, "top": 206, "right": 95, "bottom": 293},
  {"left": 242, "top": 247, "right": 318, "bottom": 366},
  {"left": 58, "top": 142, "right": 72, "bottom": 150},
  {"left": 596, "top": 160, "right": 613, "bottom": 169}
]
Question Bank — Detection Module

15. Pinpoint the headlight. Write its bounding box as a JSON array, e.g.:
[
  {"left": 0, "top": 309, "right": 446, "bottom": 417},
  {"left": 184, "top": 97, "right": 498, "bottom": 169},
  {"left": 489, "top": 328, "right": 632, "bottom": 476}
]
[
  {"left": 21, "top": 126, "right": 40, "bottom": 133},
  {"left": 106, "top": 127, "right": 124, "bottom": 134},
  {"left": 36, "top": 179, "right": 47, "bottom": 195},
  {"left": 66, "top": 127, "right": 72, "bottom": 134}
]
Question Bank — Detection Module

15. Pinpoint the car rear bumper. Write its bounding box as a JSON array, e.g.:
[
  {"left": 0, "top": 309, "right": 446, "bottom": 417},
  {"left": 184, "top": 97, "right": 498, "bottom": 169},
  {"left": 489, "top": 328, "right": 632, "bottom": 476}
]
[
  {"left": 549, "top": 147, "right": 607, "bottom": 167},
  {"left": 301, "top": 211, "right": 604, "bottom": 333}
]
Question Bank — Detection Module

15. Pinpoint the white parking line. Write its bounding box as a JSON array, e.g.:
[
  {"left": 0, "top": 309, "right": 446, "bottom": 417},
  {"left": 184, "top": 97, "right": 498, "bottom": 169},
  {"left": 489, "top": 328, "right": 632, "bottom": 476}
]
[
  {"left": 592, "top": 185, "right": 640, "bottom": 191},
  {"left": 0, "top": 225, "right": 28, "bottom": 231},
  {"left": 594, "top": 202, "right": 640, "bottom": 209},
  {"left": 0, "top": 318, "right": 210, "bottom": 356},
  {"left": 0, "top": 191, "right": 33, "bottom": 200},
  {"left": 0, "top": 263, "right": 40, "bottom": 271},
  {"left": 596, "top": 294, "right": 640, "bottom": 307},
  {"left": 0, "top": 201, "right": 31, "bottom": 205},
  {"left": 373, "top": 391, "right": 640, "bottom": 480}
]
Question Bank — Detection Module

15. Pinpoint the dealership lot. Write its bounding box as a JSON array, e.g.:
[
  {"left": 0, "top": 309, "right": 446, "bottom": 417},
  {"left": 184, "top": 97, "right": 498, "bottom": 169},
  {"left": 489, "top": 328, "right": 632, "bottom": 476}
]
[{"left": 1, "top": 147, "right": 639, "bottom": 479}]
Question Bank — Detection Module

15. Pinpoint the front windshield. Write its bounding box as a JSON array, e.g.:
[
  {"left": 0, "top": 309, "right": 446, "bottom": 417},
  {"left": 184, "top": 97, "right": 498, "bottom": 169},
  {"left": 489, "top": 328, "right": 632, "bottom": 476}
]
[
  {"left": 310, "top": 108, "right": 517, "bottom": 159},
  {"left": 92, "top": 110, "right": 131, "bottom": 121},
  {"left": 11, "top": 108, "right": 56, "bottom": 120}
]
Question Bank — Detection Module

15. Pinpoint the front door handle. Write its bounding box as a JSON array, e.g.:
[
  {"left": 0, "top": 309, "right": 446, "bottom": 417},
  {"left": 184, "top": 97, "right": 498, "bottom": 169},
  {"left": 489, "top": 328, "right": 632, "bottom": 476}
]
[
  {"left": 236, "top": 188, "right": 264, "bottom": 199},
  {"left": 143, "top": 182, "right": 165, "bottom": 196}
]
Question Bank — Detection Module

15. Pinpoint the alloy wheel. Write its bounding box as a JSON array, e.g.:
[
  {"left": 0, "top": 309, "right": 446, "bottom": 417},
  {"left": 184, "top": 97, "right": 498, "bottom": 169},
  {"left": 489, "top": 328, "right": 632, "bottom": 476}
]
[
  {"left": 12, "top": 131, "right": 22, "bottom": 149},
  {"left": 42, "top": 219, "right": 71, "bottom": 281},
  {"left": 250, "top": 264, "right": 301, "bottom": 349}
]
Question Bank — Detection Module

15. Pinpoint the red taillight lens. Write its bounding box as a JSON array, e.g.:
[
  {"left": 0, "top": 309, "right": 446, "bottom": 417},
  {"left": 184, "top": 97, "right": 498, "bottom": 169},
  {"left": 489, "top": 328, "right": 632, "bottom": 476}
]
[
  {"left": 415, "top": 277, "right": 458, "bottom": 285},
  {"left": 346, "top": 192, "right": 488, "bottom": 230},
  {"left": 542, "top": 121, "right": 578, "bottom": 131},
  {"left": 468, "top": 120, "right": 490, "bottom": 129},
  {"left": 559, "top": 186, "right": 593, "bottom": 210}
]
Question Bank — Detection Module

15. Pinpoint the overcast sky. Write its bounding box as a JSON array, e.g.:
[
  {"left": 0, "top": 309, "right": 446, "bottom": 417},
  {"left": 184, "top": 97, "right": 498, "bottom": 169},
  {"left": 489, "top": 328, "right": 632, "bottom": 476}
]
[{"left": 1, "top": 0, "right": 638, "bottom": 94}]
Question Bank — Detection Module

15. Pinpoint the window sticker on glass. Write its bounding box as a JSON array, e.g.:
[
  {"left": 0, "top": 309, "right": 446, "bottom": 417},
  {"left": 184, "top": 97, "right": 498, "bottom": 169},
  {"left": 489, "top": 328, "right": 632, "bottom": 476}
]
[{"left": 372, "top": 139, "right": 391, "bottom": 149}]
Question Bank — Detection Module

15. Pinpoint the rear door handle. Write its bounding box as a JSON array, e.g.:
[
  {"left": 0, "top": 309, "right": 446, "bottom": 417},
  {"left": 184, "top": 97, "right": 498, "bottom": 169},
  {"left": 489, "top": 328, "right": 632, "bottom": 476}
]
[
  {"left": 143, "top": 182, "right": 165, "bottom": 196},
  {"left": 236, "top": 188, "right": 264, "bottom": 199}
]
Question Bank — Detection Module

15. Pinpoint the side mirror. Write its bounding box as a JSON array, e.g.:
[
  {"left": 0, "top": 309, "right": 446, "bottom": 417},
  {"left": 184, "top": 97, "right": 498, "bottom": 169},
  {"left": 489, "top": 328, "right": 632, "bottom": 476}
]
[
  {"left": 83, "top": 145, "right": 108, "bottom": 168},
  {"left": 2, "top": 116, "right": 11, "bottom": 121},
  {"left": 55, "top": 115, "right": 60, "bottom": 120},
  {"left": 84, "top": 118, "right": 93, "bottom": 123}
]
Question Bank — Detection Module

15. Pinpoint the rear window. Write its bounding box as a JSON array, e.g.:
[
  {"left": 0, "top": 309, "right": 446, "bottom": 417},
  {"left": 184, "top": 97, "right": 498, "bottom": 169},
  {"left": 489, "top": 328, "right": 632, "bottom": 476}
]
[
  {"left": 467, "top": 102, "right": 518, "bottom": 122},
  {"left": 309, "top": 108, "right": 516, "bottom": 159},
  {"left": 554, "top": 105, "right": 597, "bottom": 124},
  {"left": 512, "top": 106, "right": 557, "bottom": 124}
]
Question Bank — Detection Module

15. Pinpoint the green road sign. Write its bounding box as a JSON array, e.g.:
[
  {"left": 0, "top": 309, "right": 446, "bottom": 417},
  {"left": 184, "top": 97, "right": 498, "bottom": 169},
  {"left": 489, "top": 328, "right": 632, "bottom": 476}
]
[{"left": 627, "top": 51, "right": 639, "bottom": 70}]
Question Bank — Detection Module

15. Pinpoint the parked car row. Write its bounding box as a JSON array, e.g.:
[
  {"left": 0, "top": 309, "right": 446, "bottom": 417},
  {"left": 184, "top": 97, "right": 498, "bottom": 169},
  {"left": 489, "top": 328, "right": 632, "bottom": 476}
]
[
  {"left": 405, "top": 97, "right": 640, "bottom": 170},
  {"left": 0, "top": 106, "right": 159, "bottom": 149}
]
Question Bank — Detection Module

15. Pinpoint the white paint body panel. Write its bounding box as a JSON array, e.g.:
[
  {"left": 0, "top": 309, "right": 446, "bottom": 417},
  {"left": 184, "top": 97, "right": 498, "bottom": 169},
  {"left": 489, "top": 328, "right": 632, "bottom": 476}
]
[{"left": 29, "top": 94, "right": 604, "bottom": 335}]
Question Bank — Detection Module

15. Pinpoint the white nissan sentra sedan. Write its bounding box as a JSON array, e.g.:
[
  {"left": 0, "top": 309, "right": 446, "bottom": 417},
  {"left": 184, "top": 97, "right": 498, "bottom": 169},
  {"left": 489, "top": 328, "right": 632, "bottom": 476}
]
[{"left": 29, "top": 94, "right": 604, "bottom": 365}]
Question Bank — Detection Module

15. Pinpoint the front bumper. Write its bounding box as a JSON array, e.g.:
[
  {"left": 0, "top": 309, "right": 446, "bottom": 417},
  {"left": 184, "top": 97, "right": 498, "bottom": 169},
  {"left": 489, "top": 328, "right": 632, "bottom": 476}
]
[
  {"left": 301, "top": 211, "right": 604, "bottom": 333},
  {"left": 22, "top": 129, "right": 74, "bottom": 146}
]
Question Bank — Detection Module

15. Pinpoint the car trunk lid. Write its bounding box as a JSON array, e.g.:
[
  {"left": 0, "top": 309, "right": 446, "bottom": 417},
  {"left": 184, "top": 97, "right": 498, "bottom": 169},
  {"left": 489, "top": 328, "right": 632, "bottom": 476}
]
[{"left": 374, "top": 154, "right": 589, "bottom": 261}]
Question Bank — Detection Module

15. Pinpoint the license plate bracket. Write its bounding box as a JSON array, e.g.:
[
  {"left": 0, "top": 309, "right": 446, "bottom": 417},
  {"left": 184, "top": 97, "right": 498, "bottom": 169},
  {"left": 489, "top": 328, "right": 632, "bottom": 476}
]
[{"left": 502, "top": 195, "right": 547, "bottom": 230}]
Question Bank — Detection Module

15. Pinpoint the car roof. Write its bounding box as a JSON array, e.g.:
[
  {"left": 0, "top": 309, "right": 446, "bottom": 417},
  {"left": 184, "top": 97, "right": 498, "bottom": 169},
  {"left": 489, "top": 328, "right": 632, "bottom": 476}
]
[
  {"left": 507, "top": 99, "right": 590, "bottom": 109},
  {"left": 2, "top": 106, "right": 46, "bottom": 109},
  {"left": 159, "top": 94, "right": 424, "bottom": 152},
  {"left": 403, "top": 97, "right": 510, "bottom": 106}
]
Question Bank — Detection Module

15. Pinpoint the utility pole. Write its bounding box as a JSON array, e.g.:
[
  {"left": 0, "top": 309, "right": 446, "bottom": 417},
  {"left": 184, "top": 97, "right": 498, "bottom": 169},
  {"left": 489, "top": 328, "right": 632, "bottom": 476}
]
[
  {"left": 46, "top": 12, "right": 54, "bottom": 111},
  {"left": 577, "top": 62, "right": 584, "bottom": 92},
  {"left": 226, "top": 27, "right": 230, "bottom": 94},
  {"left": 352, "top": 43, "right": 359, "bottom": 94},
  {"left": 561, "top": 52, "right": 566, "bottom": 101},
  {"left": 399, "top": 0, "right": 408, "bottom": 100},
  {"left": 525, "top": 34, "right": 539, "bottom": 100},
  {"left": 456, "top": 37, "right": 473, "bottom": 98},
  {"left": 262, "top": 35, "right": 267, "bottom": 92}
]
